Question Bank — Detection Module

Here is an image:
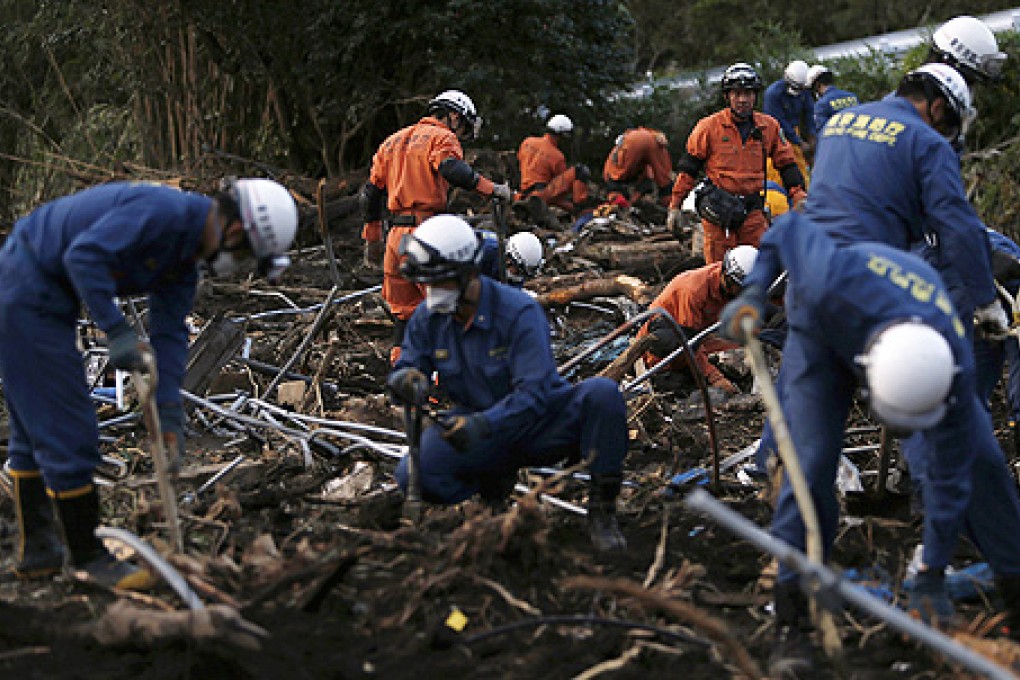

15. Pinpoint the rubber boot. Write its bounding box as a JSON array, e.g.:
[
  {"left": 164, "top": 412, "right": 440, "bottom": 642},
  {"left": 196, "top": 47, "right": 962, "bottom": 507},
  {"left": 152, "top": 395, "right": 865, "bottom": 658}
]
[
  {"left": 52, "top": 485, "right": 154, "bottom": 590},
  {"left": 8, "top": 470, "right": 64, "bottom": 579},
  {"left": 587, "top": 473, "right": 627, "bottom": 552},
  {"left": 769, "top": 582, "right": 816, "bottom": 678},
  {"left": 996, "top": 575, "right": 1020, "bottom": 641}
]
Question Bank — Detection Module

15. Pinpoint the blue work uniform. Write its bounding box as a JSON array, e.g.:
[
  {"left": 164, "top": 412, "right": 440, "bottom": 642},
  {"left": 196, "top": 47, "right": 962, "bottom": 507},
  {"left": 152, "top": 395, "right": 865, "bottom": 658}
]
[
  {"left": 747, "top": 212, "right": 1020, "bottom": 580},
  {"left": 0, "top": 182, "right": 210, "bottom": 491},
  {"left": 813, "top": 86, "right": 859, "bottom": 131},
  {"left": 977, "top": 229, "right": 1020, "bottom": 420},
  {"left": 763, "top": 80, "right": 816, "bottom": 146},
  {"left": 808, "top": 96, "right": 995, "bottom": 318},
  {"left": 392, "top": 276, "right": 627, "bottom": 504}
]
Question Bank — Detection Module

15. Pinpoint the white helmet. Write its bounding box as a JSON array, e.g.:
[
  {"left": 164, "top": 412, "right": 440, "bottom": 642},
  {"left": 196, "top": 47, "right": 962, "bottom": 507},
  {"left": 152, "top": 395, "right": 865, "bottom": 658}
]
[
  {"left": 218, "top": 178, "right": 298, "bottom": 282},
  {"left": 722, "top": 245, "right": 758, "bottom": 287},
  {"left": 907, "top": 63, "right": 974, "bottom": 124},
  {"left": 546, "top": 114, "right": 573, "bottom": 134},
  {"left": 784, "top": 60, "right": 810, "bottom": 89},
  {"left": 806, "top": 64, "right": 831, "bottom": 88},
  {"left": 399, "top": 214, "right": 481, "bottom": 283},
  {"left": 931, "top": 15, "right": 1006, "bottom": 82},
  {"left": 505, "top": 232, "right": 544, "bottom": 278},
  {"left": 429, "top": 89, "right": 482, "bottom": 139},
  {"left": 857, "top": 320, "right": 955, "bottom": 431}
]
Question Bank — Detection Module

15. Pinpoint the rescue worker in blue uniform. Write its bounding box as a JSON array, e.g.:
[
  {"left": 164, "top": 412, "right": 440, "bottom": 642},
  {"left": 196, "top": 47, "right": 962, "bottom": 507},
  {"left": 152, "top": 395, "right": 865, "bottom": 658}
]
[
  {"left": 806, "top": 65, "right": 859, "bottom": 131},
  {"left": 477, "top": 230, "right": 544, "bottom": 287},
  {"left": 0, "top": 179, "right": 298, "bottom": 588},
  {"left": 385, "top": 214, "right": 629, "bottom": 552},
  {"left": 979, "top": 229, "right": 1020, "bottom": 445},
  {"left": 720, "top": 213, "right": 1020, "bottom": 673},
  {"left": 756, "top": 64, "right": 1007, "bottom": 475},
  {"left": 763, "top": 60, "right": 816, "bottom": 168}
]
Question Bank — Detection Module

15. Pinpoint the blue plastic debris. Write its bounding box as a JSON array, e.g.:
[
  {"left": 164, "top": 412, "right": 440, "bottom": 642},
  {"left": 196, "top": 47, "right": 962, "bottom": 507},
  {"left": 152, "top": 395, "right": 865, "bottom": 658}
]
[
  {"left": 844, "top": 566, "right": 895, "bottom": 603},
  {"left": 661, "top": 467, "right": 711, "bottom": 497}
]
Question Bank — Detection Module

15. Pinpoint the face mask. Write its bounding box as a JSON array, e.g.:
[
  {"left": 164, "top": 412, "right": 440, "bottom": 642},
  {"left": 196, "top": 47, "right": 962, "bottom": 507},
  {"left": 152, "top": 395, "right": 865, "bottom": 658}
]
[
  {"left": 426, "top": 286, "right": 460, "bottom": 314},
  {"left": 204, "top": 250, "right": 242, "bottom": 278}
]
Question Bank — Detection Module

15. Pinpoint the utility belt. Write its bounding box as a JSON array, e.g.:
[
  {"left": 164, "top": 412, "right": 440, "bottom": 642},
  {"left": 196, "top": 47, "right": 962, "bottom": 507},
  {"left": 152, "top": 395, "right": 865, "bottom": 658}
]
[
  {"left": 387, "top": 214, "right": 419, "bottom": 227},
  {"left": 693, "top": 179, "right": 764, "bottom": 232},
  {"left": 519, "top": 182, "right": 547, "bottom": 198}
]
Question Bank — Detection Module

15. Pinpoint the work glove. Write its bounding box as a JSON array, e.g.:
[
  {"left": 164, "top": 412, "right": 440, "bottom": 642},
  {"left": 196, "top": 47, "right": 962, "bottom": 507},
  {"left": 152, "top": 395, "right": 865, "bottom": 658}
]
[
  {"left": 574, "top": 163, "right": 591, "bottom": 182},
  {"left": 906, "top": 569, "right": 955, "bottom": 625},
  {"left": 666, "top": 208, "right": 684, "bottom": 239},
  {"left": 107, "top": 321, "right": 147, "bottom": 371},
  {"left": 718, "top": 285, "right": 766, "bottom": 344},
  {"left": 491, "top": 183, "right": 514, "bottom": 202},
  {"left": 157, "top": 403, "right": 185, "bottom": 474},
  {"left": 363, "top": 240, "right": 384, "bottom": 269},
  {"left": 975, "top": 298, "right": 1010, "bottom": 340},
  {"left": 437, "top": 413, "right": 491, "bottom": 453},
  {"left": 992, "top": 249, "right": 1020, "bottom": 285},
  {"left": 386, "top": 367, "right": 428, "bottom": 406}
]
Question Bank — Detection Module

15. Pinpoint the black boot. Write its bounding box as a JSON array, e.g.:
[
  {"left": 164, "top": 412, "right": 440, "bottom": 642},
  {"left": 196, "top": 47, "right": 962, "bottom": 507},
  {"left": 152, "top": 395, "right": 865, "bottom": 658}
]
[
  {"left": 9, "top": 470, "right": 64, "bottom": 579},
  {"left": 996, "top": 575, "right": 1020, "bottom": 640},
  {"left": 587, "top": 473, "right": 627, "bottom": 552},
  {"left": 52, "top": 485, "right": 153, "bottom": 590},
  {"left": 478, "top": 474, "right": 516, "bottom": 514},
  {"left": 769, "top": 582, "right": 816, "bottom": 678}
]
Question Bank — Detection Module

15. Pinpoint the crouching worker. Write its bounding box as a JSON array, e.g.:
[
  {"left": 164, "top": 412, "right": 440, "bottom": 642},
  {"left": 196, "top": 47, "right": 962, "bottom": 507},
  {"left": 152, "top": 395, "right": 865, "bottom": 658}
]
[
  {"left": 386, "top": 214, "right": 629, "bottom": 551},
  {"left": 719, "top": 212, "right": 1020, "bottom": 673},
  {"left": 0, "top": 179, "right": 298, "bottom": 588},
  {"left": 479, "top": 230, "right": 545, "bottom": 287},
  {"left": 635, "top": 245, "right": 757, "bottom": 397}
]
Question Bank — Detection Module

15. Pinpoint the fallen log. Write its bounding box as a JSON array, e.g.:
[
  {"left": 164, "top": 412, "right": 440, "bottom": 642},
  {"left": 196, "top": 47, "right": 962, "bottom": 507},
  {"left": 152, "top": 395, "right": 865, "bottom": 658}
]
[
  {"left": 576, "top": 240, "right": 684, "bottom": 271},
  {"left": 534, "top": 273, "right": 654, "bottom": 308}
]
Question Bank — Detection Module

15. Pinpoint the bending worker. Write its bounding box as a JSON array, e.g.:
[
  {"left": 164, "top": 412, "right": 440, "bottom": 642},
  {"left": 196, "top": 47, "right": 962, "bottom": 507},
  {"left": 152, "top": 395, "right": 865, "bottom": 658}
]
[
  {"left": 602, "top": 125, "right": 673, "bottom": 206},
  {"left": 720, "top": 213, "right": 1020, "bottom": 674},
  {"left": 386, "top": 214, "right": 629, "bottom": 552},
  {"left": 806, "top": 65, "right": 858, "bottom": 131},
  {"left": 517, "top": 114, "right": 590, "bottom": 214},
  {"left": 0, "top": 179, "right": 298, "bottom": 589},
  {"left": 667, "top": 62, "right": 806, "bottom": 264},
  {"left": 635, "top": 246, "right": 758, "bottom": 397},
  {"left": 478, "top": 230, "right": 545, "bottom": 287},
  {"left": 361, "top": 89, "right": 514, "bottom": 362}
]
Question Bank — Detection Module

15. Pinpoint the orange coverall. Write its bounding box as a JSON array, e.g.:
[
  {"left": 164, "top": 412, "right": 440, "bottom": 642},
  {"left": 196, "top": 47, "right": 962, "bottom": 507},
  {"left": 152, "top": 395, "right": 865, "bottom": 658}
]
[
  {"left": 602, "top": 127, "right": 673, "bottom": 203},
  {"left": 361, "top": 116, "right": 496, "bottom": 321},
  {"left": 635, "top": 262, "right": 736, "bottom": 388},
  {"left": 517, "top": 133, "right": 588, "bottom": 209},
  {"left": 670, "top": 110, "right": 806, "bottom": 264}
]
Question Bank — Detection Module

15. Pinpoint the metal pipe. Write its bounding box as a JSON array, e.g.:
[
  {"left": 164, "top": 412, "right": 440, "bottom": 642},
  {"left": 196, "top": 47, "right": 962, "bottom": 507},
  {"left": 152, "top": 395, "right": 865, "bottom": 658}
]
[
  {"left": 683, "top": 489, "right": 1016, "bottom": 680},
  {"left": 247, "top": 399, "right": 405, "bottom": 440},
  {"left": 230, "top": 285, "right": 381, "bottom": 322},
  {"left": 513, "top": 483, "right": 586, "bottom": 515},
  {"left": 95, "top": 527, "right": 204, "bottom": 611},
  {"left": 265, "top": 286, "right": 341, "bottom": 397},
  {"left": 620, "top": 323, "right": 718, "bottom": 393}
]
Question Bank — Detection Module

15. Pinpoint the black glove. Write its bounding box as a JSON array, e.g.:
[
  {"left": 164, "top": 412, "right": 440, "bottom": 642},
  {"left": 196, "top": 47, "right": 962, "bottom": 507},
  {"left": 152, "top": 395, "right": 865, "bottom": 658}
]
[
  {"left": 574, "top": 163, "right": 591, "bottom": 182},
  {"left": 992, "top": 249, "right": 1020, "bottom": 285},
  {"left": 718, "top": 285, "right": 766, "bottom": 344},
  {"left": 437, "top": 413, "right": 491, "bottom": 452},
  {"left": 386, "top": 367, "right": 428, "bottom": 406},
  {"left": 107, "top": 321, "right": 146, "bottom": 371},
  {"left": 158, "top": 402, "right": 185, "bottom": 473}
]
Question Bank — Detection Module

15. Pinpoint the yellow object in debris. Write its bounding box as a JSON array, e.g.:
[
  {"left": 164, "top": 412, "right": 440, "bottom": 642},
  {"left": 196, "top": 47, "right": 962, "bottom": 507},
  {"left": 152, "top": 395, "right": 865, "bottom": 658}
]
[{"left": 445, "top": 607, "right": 468, "bottom": 632}]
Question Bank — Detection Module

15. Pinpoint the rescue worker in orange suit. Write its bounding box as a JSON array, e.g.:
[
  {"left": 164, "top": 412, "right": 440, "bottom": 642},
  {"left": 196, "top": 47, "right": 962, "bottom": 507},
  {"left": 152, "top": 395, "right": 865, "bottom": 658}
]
[
  {"left": 360, "top": 89, "right": 514, "bottom": 362},
  {"left": 636, "top": 246, "right": 757, "bottom": 397},
  {"left": 602, "top": 126, "right": 673, "bottom": 206},
  {"left": 667, "top": 63, "right": 806, "bottom": 264},
  {"left": 517, "top": 114, "right": 590, "bottom": 213}
]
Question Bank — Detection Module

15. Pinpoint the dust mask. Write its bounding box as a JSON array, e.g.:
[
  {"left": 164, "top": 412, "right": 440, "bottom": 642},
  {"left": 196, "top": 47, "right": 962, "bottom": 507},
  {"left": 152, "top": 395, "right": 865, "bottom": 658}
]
[
  {"left": 426, "top": 286, "right": 460, "bottom": 314},
  {"left": 204, "top": 250, "right": 242, "bottom": 278}
]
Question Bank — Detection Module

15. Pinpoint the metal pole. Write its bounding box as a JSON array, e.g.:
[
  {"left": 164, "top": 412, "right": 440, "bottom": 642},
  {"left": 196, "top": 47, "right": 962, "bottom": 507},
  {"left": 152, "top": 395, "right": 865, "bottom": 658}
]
[
  {"left": 684, "top": 488, "right": 1016, "bottom": 680},
  {"left": 265, "top": 285, "right": 340, "bottom": 397}
]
